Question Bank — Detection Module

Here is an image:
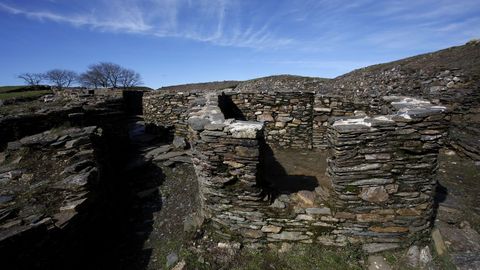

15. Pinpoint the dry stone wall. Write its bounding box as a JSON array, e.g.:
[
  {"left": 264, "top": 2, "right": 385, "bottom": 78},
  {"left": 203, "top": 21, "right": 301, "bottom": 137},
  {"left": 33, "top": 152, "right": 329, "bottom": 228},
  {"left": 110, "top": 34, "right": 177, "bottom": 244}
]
[
  {"left": 0, "top": 126, "right": 103, "bottom": 261},
  {"left": 143, "top": 89, "right": 388, "bottom": 150},
  {"left": 143, "top": 90, "right": 205, "bottom": 138},
  {"left": 177, "top": 91, "right": 448, "bottom": 248},
  {"left": 223, "top": 90, "right": 314, "bottom": 148},
  {"left": 327, "top": 97, "right": 448, "bottom": 249}
]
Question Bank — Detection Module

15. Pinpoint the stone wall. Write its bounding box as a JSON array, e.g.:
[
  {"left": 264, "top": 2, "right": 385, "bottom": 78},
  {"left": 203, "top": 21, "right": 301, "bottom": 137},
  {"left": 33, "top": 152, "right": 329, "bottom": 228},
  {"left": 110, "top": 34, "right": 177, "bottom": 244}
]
[
  {"left": 0, "top": 97, "right": 126, "bottom": 150},
  {"left": 182, "top": 92, "right": 448, "bottom": 249},
  {"left": 143, "top": 88, "right": 397, "bottom": 150},
  {"left": 327, "top": 97, "right": 448, "bottom": 249},
  {"left": 0, "top": 126, "right": 103, "bottom": 263},
  {"left": 223, "top": 90, "right": 314, "bottom": 148},
  {"left": 143, "top": 90, "right": 205, "bottom": 138}
]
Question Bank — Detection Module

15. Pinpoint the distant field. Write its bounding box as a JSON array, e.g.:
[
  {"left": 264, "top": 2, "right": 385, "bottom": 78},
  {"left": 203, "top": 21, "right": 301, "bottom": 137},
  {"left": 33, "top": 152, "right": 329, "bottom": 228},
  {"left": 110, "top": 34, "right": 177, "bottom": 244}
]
[
  {"left": 0, "top": 85, "right": 26, "bottom": 93},
  {"left": 0, "top": 89, "right": 52, "bottom": 100},
  {"left": 0, "top": 85, "right": 52, "bottom": 100}
]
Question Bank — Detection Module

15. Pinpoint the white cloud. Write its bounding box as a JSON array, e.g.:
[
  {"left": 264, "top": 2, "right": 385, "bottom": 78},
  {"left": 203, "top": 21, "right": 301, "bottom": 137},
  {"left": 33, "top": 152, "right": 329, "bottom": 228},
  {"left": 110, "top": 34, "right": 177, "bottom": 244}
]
[
  {"left": 0, "top": 0, "right": 291, "bottom": 49},
  {"left": 0, "top": 0, "right": 478, "bottom": 51}
]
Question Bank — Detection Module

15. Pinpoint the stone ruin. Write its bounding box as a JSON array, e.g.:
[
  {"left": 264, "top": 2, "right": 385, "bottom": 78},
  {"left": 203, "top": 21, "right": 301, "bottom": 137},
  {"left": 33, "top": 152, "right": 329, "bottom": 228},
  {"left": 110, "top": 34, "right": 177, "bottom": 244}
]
[
  {"left": 1, "top": 42, "right": 478, "bottom": 267},
  {"left": 143, "top": 85, "right": 449, "bottom": 251}
]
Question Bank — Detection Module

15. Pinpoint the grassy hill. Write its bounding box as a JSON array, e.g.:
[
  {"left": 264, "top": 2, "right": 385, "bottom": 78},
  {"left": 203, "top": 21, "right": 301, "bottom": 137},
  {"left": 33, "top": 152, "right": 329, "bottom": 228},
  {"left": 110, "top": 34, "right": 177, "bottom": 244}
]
[{"left": 0, "top": 85, "right": 52, "bottom": 100}]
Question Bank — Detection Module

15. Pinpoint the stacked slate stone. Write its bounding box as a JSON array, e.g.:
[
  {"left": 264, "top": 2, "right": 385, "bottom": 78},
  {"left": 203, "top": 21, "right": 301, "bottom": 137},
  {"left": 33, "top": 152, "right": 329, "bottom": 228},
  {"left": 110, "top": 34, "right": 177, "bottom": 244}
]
[
  {"left": 312, "top": 95, "right": 371, "bottom": 149},
  {"left": 327, "top": 96, "right": 448, "bottom": 249},
  {"left": 224, "top": 90, "right": 314, "bottom": 148},
  {"left": 187, "top": 93, "right": 265, "bottom": 237},
  {"left": 0, "top": 96, "right": 126, "bottom": 150},
  {"left": 0, "top": 126, "right": 101, "bottom": 259},
  {"left": 187, "top": 92, "right": 348, "bottom": 245},
  {"left": 143, "top": 90, "right": 203, "bottom": 138}
]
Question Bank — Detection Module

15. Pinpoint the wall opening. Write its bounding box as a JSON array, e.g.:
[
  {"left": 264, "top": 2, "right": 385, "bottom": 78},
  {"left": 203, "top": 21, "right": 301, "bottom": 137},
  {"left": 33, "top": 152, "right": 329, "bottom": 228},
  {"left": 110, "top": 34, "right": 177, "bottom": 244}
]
[{"left": 218, "top": 93, "right": 246, "bottom": 120}]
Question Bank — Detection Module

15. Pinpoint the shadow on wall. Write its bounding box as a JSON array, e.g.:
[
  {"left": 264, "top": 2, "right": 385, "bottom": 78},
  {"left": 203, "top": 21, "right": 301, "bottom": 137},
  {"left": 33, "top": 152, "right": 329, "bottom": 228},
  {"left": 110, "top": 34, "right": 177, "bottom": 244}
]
[
  {"left": 123, "top": 90, "right": 144, "bottom": 115},
  {"left": 218, "top": 93, "right": 246, "bottom": 120},
  {"left": 432, "top": 181, "right": 448, "bottom": 224},
  {"left": 257, "top": 137, "right": 318, "bottom": 201}
]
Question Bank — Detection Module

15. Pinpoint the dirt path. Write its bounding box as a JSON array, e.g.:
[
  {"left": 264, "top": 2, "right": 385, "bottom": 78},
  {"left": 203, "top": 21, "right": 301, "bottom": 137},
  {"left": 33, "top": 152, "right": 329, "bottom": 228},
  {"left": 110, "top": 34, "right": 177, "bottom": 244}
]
[{"left": 111, "top": 117, "right": 200, "bottom": 270}]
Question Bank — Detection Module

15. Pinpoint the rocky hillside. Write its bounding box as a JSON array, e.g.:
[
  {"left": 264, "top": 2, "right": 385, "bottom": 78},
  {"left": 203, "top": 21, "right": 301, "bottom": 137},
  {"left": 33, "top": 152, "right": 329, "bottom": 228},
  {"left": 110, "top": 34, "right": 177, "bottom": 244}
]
[
  {"left": 158, "top": 80, "right": 240, "bottom": 92},
  {"left": 330, "top": 40, "right": 480, "bottom": 104}
]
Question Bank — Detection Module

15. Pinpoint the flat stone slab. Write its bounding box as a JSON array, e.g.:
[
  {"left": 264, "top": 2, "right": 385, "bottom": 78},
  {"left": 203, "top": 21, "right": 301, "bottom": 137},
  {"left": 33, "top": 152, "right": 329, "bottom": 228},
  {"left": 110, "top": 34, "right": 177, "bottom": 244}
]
[
  {"left": 144, "top": 145, "right": 172, "bottom": 159},
  {"left": 226, "top": 121, "right": 264, "bottom": 139},
  {"left": 438, "top": 224, "right": 480, "bottom": 253},
  {"left": 363, "top": 243, "right": 400, "bottom": 253},
  {"left": 153, "top": 151, "right": 186, "bottom": 161}
]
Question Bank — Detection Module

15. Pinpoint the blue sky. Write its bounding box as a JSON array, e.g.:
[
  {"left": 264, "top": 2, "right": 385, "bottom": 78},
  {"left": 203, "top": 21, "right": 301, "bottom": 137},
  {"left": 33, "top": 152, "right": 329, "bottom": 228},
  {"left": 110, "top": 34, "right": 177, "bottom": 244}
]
[{"left": 0, "top": 0, "right": 479, "bottom": 88}]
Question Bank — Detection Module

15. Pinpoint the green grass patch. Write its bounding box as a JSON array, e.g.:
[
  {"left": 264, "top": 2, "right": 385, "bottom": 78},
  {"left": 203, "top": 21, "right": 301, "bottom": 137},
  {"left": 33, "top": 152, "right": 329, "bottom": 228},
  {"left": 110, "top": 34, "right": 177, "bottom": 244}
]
[
  {"left": 228, "top": 243, "right": 365, "bottom": 270},
  {"left": 0, "top": 85, "right": 26, "bottom": 93},
  {"left": 0, "top": 90, "right": 52, "bottom": 100}
]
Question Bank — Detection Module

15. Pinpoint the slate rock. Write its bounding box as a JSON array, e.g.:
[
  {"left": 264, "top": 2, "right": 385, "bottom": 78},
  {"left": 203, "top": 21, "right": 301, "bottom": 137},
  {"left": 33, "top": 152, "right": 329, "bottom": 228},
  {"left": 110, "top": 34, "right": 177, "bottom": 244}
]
[
  {"left": 363, "top": 243, "right": 400, "bottom": 253},
  {"left": 166, "top": 252, "right": 179, "bottom": 268},
  {"left": 173, "top": 136, "right": 188, "bottom": 149}
]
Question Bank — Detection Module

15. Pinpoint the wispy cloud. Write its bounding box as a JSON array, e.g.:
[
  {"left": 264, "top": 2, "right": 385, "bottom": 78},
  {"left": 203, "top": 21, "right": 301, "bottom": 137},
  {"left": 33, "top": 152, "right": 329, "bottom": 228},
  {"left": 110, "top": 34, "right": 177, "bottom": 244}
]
[
  {"left": 0, "top": 2, "right": 151, "bottom": 33},
  {"left": 0, "top": 0, "right": 478, "bottom": 51},
  {"left": 0, "top": 0, "right": 292, "bottom": 49}
]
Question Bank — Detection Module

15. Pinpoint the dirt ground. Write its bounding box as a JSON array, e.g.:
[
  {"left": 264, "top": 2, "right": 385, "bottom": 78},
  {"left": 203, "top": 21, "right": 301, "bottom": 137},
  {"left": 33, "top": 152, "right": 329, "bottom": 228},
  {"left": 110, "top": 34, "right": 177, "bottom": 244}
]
[{"left": 263, "top": 148, "right": 331, "bottom": 194}]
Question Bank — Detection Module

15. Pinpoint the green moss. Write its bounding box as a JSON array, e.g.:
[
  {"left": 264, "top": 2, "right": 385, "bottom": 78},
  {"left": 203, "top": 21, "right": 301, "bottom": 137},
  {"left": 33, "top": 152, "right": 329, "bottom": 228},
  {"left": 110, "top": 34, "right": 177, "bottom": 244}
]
[{"left": 344, "top": 185, "right": 359, "bottom": 193}]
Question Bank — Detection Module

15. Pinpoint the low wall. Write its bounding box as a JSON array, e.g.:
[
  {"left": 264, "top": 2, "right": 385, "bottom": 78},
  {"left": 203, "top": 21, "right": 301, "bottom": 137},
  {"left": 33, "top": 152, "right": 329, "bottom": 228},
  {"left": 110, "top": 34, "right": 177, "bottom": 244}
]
[
  {"left": 223, "top": 90, "right": 314, "bottom": 148},
  {"left": 143, "top": 90, "right": 205, "bottom": 138},
  {"left": 327, "top": 97, "right": 448, "bottom": 247},
  {"left": 0, "top": 127, "right": 102, "bottom": 265},
  {"left": 183, "top": 92, "right": 447, "bottom": 248},
  {"left": 143, "top": 89, "right": 413, "bottom": 150},
  {"left": 0, "top": 98, "right": 127, "bottom": 150}
]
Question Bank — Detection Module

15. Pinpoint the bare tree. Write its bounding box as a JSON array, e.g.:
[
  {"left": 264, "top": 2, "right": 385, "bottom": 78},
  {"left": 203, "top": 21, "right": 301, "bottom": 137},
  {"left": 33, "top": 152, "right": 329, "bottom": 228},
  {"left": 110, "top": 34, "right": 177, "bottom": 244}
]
[
  {"left": 101, "top": 62, "right": 123, "bottom": 88},
  {"left": 81, "top": 62, "right": 142, "bottom": 89},
  {"left": 78, "top": 69, "right": 103, "bottom": 88},
  {"left": 120, "top": 69, "right": 143, "bottom": 88},
  {"left": 17, "top": 73, "right": 44, "bottom": 86},
  {"left": 44, "top": 69, "right": 78, "bottom": 89}
]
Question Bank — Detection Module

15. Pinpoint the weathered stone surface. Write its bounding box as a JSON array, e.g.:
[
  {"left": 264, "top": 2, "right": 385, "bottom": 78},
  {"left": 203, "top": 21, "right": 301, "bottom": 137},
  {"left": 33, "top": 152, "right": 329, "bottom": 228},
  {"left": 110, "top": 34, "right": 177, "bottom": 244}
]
[
  {"left": 241, "top": 229, "right": 264, "bottom": 239},
  {"left": 305, "top": 207, "right": 331, "bottom": 216},
  {"left": 269, "top": 231, "right": 309, "bottom": 241},
  {"left": 257, "top": 113, "right": 274, "bottom": 122},
  {"left": 166, "top": 252, "right": 179, "bottom": 268},
  {"left": 363, "top": 243, "right": 400, "bottom": 253},
  {"left": 296, "top": 190, "right": 316, "bottom": 206},
  {"left": 261, "top": 225, "right": 282, "bottom": 233},
  {"left": 357, "top": 214, "right": 394, "bottom": 223},
  {"left": 144, "top": 145, "right": 171, "bottom": 159},
  {"left": 228, "top": 121, "right": 263, "bottom": 139},
  {"left": 235, "top": 146, "right": 259, "bottom": 157},
  {"left": 419, "top": 246, "right": 433, "bottom": 268},
  {"left": 369, "top": 226, "right": 409, "bottom": 233},
  {"left": 359, "top": 186, "right": 389, "bottom": 203},
  {"left": 153, "top": 151, "right": 186, "bottom": 161},
  {"left": 187, "top": 117, "right": 210, "bottom": 131},
  {"left": 432, "top": 228, "right": 447, "bottom": 256},
  {"left": 405, "top": 245, "right": 420, "bottom": 268},
  {"left": 367, "top": 255, "right": 392, "bottom": 270},
  {"left": 171, "top": 260, "right": 186, "bottom": 270},
  {"left": 173, "top": 136, "right": 188, "bottom": 149},
  {"left": 270, "top": 199, "right": 286, "bottom": 209}
]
